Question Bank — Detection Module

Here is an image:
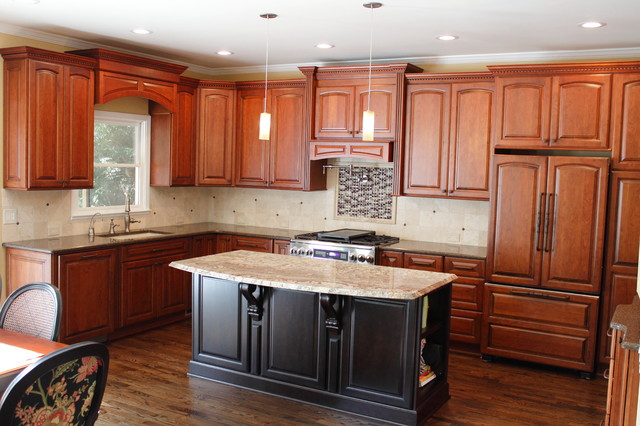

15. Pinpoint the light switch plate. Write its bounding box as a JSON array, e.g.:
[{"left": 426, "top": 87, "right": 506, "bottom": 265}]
[{"left": 3, "top": 209, "right": 17, "bottom": 224}]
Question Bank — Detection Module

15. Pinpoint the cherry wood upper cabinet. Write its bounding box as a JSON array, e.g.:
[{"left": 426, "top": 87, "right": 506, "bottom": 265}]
[
  {"left": 196, "top": 83, "right": 236, "bottom": 186},
  {"left": 150, "top": 77, "right": 198, "bottom": 186},
  {"left": 1, "top": 47, "right": 96, "bottom": 189},
  {"left": 611, "top": 73, "right": 640, "bottom": 170},
  {"left": 314, "top": 83, "right": 397, "bottom": 140},
  {"left": 403, "top": 75, "right": 493, "bottom": 200},
  {"left": 403, "top": 84, "right": 450, "bottom": 196},
  {"left": 69, "top": 48, "right": 187, "bottom": 110},
  {"left": 487, "top": 155, "right": 608, "bottom": 294},
  {"left": 489, "top": 63, "right": 620, "bottom": 150},
  {"left": 235, "top": 82, "right": 308, "bottom": 190}
]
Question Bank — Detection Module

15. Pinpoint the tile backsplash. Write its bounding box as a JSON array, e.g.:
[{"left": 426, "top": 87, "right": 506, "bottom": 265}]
[
  {"left": 1, "top": 164, "right": 490, "bottom": 247},
  {"left": 336, "top": 166, "right": 395, "bottom": 222}
]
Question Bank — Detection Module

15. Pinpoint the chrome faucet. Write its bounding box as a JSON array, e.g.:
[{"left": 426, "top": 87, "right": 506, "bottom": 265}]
[
  {"left": 124, "top": 192, "right": 140, "bottom": 233},
  {"left": 88, "top": 212, "right": 101, "bottom": 237}
]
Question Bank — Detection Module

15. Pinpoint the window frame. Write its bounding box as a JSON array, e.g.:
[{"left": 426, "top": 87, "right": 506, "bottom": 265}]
[{"left": 71, "top": 110, "right": 151, "bottom": 219}]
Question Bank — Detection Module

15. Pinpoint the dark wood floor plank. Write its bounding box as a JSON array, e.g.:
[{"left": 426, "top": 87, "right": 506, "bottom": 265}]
[{"left": 97, "top": 320, "right": 607, "bottom": 425}]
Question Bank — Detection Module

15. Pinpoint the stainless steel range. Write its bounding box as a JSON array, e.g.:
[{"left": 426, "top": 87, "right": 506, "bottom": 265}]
[{"left": 289, "top": 229, "right": 399, "bottom": 265}]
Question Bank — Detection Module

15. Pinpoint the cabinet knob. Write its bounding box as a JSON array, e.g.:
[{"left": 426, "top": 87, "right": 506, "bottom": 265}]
[{"left": 442, "top": 189, "right": 447, "bottom": 193}]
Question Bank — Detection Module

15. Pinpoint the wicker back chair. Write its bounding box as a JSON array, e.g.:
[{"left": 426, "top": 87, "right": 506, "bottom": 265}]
[
  {"left": 0, "top": 341, "right": 109, "bottom": 425},
  {"left": 0, "top": 282, "right": 62, "bottom": 341}
]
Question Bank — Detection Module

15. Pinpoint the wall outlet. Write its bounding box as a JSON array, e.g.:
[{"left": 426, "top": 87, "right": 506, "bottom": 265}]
[
  {"left": 447, "top": 233, "right": 460, "bottom": 243},
  {"left": 175, "top": 216, "right": 184, "bottom": 224},
  {"left": 3, "top": 209, "right": 17, "bottom": 224},
  {"left": 48, "top": 227, "right": 60, "bottom": 237}
]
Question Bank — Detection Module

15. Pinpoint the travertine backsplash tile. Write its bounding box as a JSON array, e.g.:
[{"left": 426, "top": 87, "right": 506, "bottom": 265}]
[{"left": 1, "top": 167, "right": 490, "bottom": 247}]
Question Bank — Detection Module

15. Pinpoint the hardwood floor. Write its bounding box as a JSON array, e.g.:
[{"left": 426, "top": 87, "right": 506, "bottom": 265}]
[{"left": 98, "top": 320, "right": 608, "bottom": 425}]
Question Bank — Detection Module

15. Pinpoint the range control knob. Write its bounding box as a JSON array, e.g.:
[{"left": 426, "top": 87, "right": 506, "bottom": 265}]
[
  {"left": 349, "top": 254, "right": 357, "bottom": 262},
  {"left": 358, "top": 254, "right": 366, "bottom": 263},
  {"left": 289, "top": 247, "right": 296, "bottom": 255},
  {"left": 306, "top": 249, "right": 313, "bottom": 256},
  {"left": 365, "top": 255, "right": 374, "bottom": 264}
]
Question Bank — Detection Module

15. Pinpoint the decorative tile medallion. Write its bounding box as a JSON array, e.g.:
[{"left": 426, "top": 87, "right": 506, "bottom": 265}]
[{"left": 336, "top": 166, "right": 395, "bottom": 222}]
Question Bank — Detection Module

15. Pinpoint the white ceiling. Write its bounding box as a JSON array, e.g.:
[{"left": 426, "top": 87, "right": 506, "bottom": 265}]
[{"left": 0, "top": 0, "right": 639, "bottom": 76}]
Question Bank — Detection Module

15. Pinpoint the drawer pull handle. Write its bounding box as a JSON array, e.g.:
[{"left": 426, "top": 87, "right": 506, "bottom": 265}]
[
  {"left": 239, "top": 242, "right": 259, "bottom": 247},
  {"left": 607, "top": 328, "right": 613, "bottom": 337},
  {"left": 80, "top": 254, "right": 98, "bottom": 260},
  {"left": 452, "top": 263, "right": 476, "bottom": 271},
  {"left": 510, "top": 290, "right": 570, "bottom": 301},
  {"left": 151, "top": 248, "right": 166, "bottom": 253},
  {"left": 603, "top": 369, "right": 610, "bottom": 380}
]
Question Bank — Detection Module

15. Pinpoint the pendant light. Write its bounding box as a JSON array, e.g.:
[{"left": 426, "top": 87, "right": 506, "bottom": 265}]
[
  {"left": 362, "top": 2, "right": 381, "bottom": 142},
  {"left": 259, "top": 13, "right": 277, "bottom": 141}
]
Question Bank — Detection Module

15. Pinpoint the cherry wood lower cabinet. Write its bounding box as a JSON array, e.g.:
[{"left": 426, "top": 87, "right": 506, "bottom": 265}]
[
  {"left": 120, "top": 238, "right": 191, "bottom": 328},
  {"left": 190, "top": 275, "right": 452, "bottom": 424},
  {"left": 215, "top": 234, "right": 275, "bottom": 254},
  {"left": 379, "top": 250, "right": 485, "bottom": 350},
  {"left": 482, "top": 283, "right": 600, "bottom": 373}
]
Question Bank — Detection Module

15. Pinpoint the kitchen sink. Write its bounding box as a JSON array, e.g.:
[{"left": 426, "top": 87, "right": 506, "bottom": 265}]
[{"left": 97, "top": 230, "right": 173, "bottom": 240}]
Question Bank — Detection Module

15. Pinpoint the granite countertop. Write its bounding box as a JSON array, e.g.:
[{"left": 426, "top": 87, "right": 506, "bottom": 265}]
[
  {"left": 610, "top": 295, "right": 640, "bottom": 351},
  {"left": 170, "top": 250, "right": 457, "bottom": 300},
  {"left": 2, "top": 222, "right": 487, "bottom": 259},
  {"left": 384, "top": 240, "right": 487, "bottom": 259},
  {"left": 1, "top": 223, "right": 306, "bottom": 254}
]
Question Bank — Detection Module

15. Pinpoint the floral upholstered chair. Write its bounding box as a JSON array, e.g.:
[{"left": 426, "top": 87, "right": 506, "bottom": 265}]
[{"left": 0, "top": 341, "right": 109, "bottom": 425}]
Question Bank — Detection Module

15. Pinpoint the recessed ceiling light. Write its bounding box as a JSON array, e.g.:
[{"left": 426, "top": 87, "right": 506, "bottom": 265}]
[
  {"left": 316, "top": 43, "right": 335, "bottom": 49},
  {"left": 436, "top": 35, "right": 458, "bottom": 41},
  {"left": 217, "top": 50, "right": 234, "bottom": 56},
  {"left": 131, "top": 28, "right": 153, "bottom": 35},
  {"left": 579, "top": 21, "right": 606, "bottom": 29},
  {"left": 13, "top": 0, "right": 40, "bottom": 4}
]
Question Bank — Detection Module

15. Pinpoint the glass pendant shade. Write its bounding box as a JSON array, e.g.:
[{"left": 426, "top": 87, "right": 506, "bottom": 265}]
[
  {"left": 259, "top": 112, "right": 271, "bottom": 140},
  {"left": 362, "top": 110, "right": 375, "bottom": 141}
]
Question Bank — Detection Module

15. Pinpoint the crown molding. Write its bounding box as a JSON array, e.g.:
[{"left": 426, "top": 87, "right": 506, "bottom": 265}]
[{"left": 2, "top": 23, "right": 639, "bottom": 77}]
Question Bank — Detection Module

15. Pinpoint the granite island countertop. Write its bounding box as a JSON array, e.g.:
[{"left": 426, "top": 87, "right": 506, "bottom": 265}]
[
  {"left": 2, "top": 222, "right": 486, "bottom": 259},
  {"left": 170, "top": 250, "right": 457, "bottom": 300}
]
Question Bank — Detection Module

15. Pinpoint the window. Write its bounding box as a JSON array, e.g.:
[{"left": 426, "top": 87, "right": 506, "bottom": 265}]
[{"left": 72, "top": 111, "right": 150, "bottom": 218}]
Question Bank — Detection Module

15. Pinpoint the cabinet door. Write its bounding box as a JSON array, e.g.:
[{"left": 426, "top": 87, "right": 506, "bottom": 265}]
[
  {"left": 354, "top": 84, "right": 397, "bottom": 139},
  {"left": 192, "top": 276, "right": 250, "bottom": 372},
  {"left": 447, "top": 82, "right": 493, "bottom": 199},
  {"left": 273, "top": 239, "right": 290, "bottom": 255},
  {"left": 341, "top": 297, "right": 418, "bottom": 408},
  {"left": 172, "top": 85, "right": 197, "bottom": 185},
  {"left": 315, "top": 86, "right": 355, "bottom": 138},
  {"left": 549, "top": 74, "right": 611, "bottom": 149},
  {"left": 261, "top": 288, "right": 327, "bottom": 389},
  {"left": 232, "top": 235, "right": 273, "bottom": 253},
  {"left": 120, "top": 258, "right": 156, "bottom": 327},
  {"left": 494, "top": 76, "right": 551, "bottom": 148},
  {"left": 63, "top": 65, "right": 94, "bottom": 188},
  {"left": 379, "top": 250, "right": 403, "bottom": 267},
  {"left": 57, "top": 249, "right": 116, "bottom": 343},
  {"left": 235, "top": 89, "right": 269, "bottom": 187},
  {"left": 541, "top": 157, "right": 608, "bottom": 293},
  {"left": 404, "top": 253, "right": 443, "bottom": 271},
  {"left": 269, "top": 87, "right": 305, "bottom": 189},
  {"left": 487, "top": 155, "right": 547, "bottom": 287},
  {"left": 611, "top": 73, "right": 640, "bottom": 170},
  {"left": 197, "top": 88, "right": 235, "bottom": 185},
  {"left": 216, "top": 234, "right": 233, "bottom": 253},
  {"left": 28, "top": 60, "right": 65, "bottom": 188},
  {"left": 156, "top": 253, "right": 191, "bottom": 317},
  {"left": 193, "top": 234, "right": 218, "bottom": 257},
  {"left": 403, "top": 84, "right": 450, "bottom": 196}
]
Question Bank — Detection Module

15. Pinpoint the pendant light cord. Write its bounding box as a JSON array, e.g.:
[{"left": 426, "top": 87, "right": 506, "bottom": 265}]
[
  {"left": 264, "top": 15, "right": 270, "bottom": 113},
  {"left": 367, "top": 4, "right": 374, "bottom": 111}
]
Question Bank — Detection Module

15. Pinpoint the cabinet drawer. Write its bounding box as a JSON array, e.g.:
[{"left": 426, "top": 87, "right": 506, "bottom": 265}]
[
  {"left": 122, "top": 237, "right": 190, "bottom": 261},
  {"left": 482, "top": 283, "right": 599, "bottom": 371},
  {"left": 378, "top": 250, "right": 403, "bottom": 268},
  {"left": 450, "top": 308, "right": 482, "bottom": 344},
  {"left": 404, "top": 253, "right": 443, "bottom": 271},
  {"left": 451, "top": 280, "right": 483, "bottom": 311},
  {"left": 232, "top": 236, "right": 273, "bottom": 253},
  {"left": 445, "top": 257, "right": 485, "bottom": 279}
]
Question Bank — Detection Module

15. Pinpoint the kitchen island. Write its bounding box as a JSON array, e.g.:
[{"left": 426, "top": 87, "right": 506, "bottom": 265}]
[{"left": 170, "top": 250, "right": 456, "bottom": 424}]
